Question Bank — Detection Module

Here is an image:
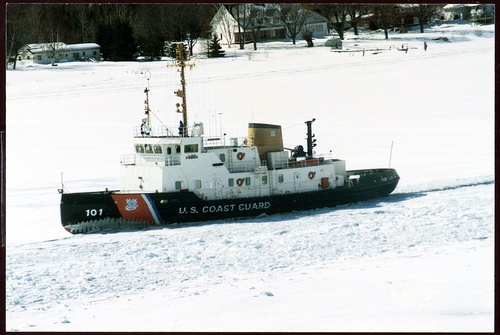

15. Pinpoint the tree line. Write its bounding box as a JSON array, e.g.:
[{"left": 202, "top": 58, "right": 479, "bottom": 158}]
[
  {"left": 6, "top": 3, "right": 441, "bottom": 65},
  {"left": 6, "top": 3, "right": 216, "bottom": 63}
]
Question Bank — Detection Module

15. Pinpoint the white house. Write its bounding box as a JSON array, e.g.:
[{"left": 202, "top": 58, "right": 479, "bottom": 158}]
[
  {"left": 17, "top": 42, "right": 101, "bottom": 65},
  {"left": 210, "top": 4, "right": 328, "bottom": 46},
  {"left": 442, "top": 4, "right": 494, "bottom": 24}
]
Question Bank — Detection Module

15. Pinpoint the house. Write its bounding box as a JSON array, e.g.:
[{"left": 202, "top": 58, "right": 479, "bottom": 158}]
[
  {"left": 359, "top": 5, "right": 434, "bottom": 31},
  {"left": 210, "top": 4, "right": 328, "bottom": 46},
  {"left": 442, "top": 4, "right": 494, "bottom": 24},
  {"left": 17, "top": 42, "right": 101, "bottom": 65}
]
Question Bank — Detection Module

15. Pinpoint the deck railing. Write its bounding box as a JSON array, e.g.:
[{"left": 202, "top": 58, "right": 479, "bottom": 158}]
[
  {"left": 133, "top": 126, "right": 177, "bottom": 138},
  {"left": 120, "top": 154, "right": 181, "bottom": 166}
]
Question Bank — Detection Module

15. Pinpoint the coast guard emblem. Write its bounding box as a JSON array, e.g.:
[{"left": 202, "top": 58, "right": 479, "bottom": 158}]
[{"left": 125, "top": 198, "right": 139, "bottom": 211}]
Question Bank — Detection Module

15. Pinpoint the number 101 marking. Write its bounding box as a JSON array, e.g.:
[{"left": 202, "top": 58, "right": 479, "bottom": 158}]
[{"left": 86, "top": 208, "right": 103, "bottom": 217}]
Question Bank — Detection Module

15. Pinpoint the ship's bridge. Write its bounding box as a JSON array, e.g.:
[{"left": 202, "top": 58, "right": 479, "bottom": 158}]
[{"left": 122, "top": 122, "right": 256, "bottom": 170}]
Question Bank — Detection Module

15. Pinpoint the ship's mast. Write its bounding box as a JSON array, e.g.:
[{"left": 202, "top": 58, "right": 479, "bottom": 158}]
[
  {"left": 144, "top": 71, "right": 151, "bottom": 127},
  {"left": 306, "top": 118, "right": 317, "bottom": 157},
  {"left": 170, "top": 43, "right": 194, "bottom": 137}
]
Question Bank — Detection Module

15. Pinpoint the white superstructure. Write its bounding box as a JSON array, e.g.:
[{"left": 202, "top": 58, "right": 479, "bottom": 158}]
[{"left": 119, "top": 122, "right": 346, "bottom": 201}]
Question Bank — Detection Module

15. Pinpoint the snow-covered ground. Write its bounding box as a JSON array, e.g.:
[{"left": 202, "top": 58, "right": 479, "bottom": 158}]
[{"left": 5, "top": 23, "right": 494, "bottom": 331}]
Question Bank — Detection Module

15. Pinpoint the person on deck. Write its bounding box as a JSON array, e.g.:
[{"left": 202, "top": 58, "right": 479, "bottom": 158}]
[
  {"left": 140, "top": 118, "right": 150, "bottom": 136},
  {"left": 178, "top": 120, "right": 185, "bottom": 136}
]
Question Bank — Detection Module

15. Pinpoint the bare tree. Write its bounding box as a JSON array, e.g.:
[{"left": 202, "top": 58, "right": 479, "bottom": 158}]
[
  {"left": 407, "top": 4, "right": 440, "bottom": 33},
  {"left": 131, "top": 5, "right": 167, "bottom": 59},
  {"left": 24, "top": 4, "right": 48, "bottom": 42},
  {"left": 372, "top": 4, "right": 400, "bottom": 39},
  {"left": 71, "top": 4, "right": 100, "bottom": 42},
  {"left": 167, "top": 4, "right": 211, "bottom": 56},
  {"left": 104, "top": 3, "right": 134, "bottom": 25},
  {"left": 7, "top": 4, "right": 69, "bottom": 68},
  {"left": 6, "top": 4, "right": 35, "bottom": 69},
  {"left": 233, "top": 4, "right": 264, "bottom": 51},
  {"left": 347, "top": 4, "right": 370, "bottom": 36},
  {"left": 46, "top": 42, "right": 67, "bottom": 66},
  {"left": 231, "top": 5, "right": 246, "bottom": 50},
  {"left": 276, "top": 3, "right": 309, "bottom": 45},
  {"left": 314, "top": 4, "right": 349, "bottom": 40}
]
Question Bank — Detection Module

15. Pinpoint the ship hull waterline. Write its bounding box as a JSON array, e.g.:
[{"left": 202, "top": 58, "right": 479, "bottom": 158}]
[{"left": 60, "top": 168, "right": 399, "bottom": 234}]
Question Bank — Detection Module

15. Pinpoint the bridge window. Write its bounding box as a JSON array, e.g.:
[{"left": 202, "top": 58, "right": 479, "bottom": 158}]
[
  {"left": 154, "top": 145, "right": 162, "bottom": 154},
  {"left": 144, "top": 144, "right": 153, "bottom": 153},
  {"left": 184, "top": 144, "right": 198, "bottom": 153},
  {"left": 135, "top": 144, "right": 145, "bottom": 153}
]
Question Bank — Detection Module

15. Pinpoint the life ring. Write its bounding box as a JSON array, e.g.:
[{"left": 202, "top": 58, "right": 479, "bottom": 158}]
[
  {"left": 236, "top": 178, "right": 244, "bottom": 186},
  {"left": 237, "top": 152, "right": 245, "bottom": 160},
  {"left": 308, "top": 171, "right": 316, "bottom": 179}
]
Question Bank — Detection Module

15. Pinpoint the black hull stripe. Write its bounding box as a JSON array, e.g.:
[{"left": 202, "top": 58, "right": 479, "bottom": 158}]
[{"left": 61, "top": 172, "right": 399, "bottom": 233}]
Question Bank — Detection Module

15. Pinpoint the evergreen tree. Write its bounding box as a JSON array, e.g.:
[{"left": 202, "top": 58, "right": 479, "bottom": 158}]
[
  {"left": 97, "top": 21, "right": 136, "bottom": 61},
  {"left": 167, "top": 42, "right": 188, "bottom": 59},
  {"left": 208, "top": 34, "right": 225, "bottom": 58}
]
